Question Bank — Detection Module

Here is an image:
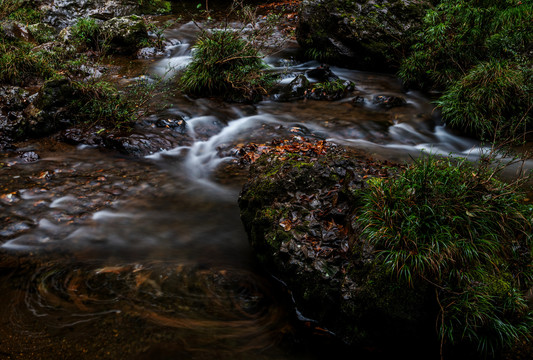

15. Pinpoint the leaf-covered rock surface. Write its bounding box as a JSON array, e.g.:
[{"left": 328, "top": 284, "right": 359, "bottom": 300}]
[
  {"left": 238, "top": 137, "right": 438, "bottom": 356},
  {"left": 238, "top": 138, "right": 533, "bottom": 358}
]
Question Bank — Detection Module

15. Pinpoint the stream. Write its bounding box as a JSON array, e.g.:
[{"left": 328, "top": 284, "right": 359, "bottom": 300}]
[{"left": 0, "top": 15, "right": 524, "bottom": 360}]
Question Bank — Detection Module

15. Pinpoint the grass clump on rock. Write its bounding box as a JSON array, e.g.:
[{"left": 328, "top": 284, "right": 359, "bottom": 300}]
[
  {"left": 70, "top": 18, "right": 101, "bottom": 50},
  {"left": 399, "top": 0, "right": 532, "bottom": 143},
  {"left": 72, "top": 80, "right": 139, "bottom": 128},
  {"left": 180, "top": 30, "right": 274, "bottom": 102},
  {"left": 0, "top": 0, "right": 42, "bottom": 23},
  {"left": 0, "top": 35, "right": 55, "bottom": 85},
  {"left": 358, "top": 155, "right": 533, "bottom": 356},
  {"left": 436, "top": 60, "right": 531, "bottom": 143}
]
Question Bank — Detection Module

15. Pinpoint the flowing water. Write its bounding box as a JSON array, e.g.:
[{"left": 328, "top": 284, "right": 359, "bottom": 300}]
[{"left": 0, "top": 17, "right": 528, "bottom": 360}]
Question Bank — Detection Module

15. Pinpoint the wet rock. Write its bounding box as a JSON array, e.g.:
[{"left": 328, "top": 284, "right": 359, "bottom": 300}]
[
  {"left": 0, "top": 86, "right": 31, "bottom": 112},
  {"left": 101, "top": 132, "right": 174, "bottom": 157},
  {"left": 0, "top": 137, "right": 16, "bottom": 152},
  {"left": 100, "top": 15, "right": 148, "bottom": 55},
  {"left": 296, "top": 0, "right": 430, "bottom": 70},
  {"left": 137, "top": 46, "right": 161, "bottom": 59},
  {"left": 351, "top": 95, "right": 366, "bottom": 106},
  {"left": 372, "top": 94, "right": 406, "bottom": 109},
  {"left": 56, "top": 127, "right": 104, "bottom": 147},
  {"left": 33, "top": 77, "right": 75, "bottom": 110},
  {"left": 18, "top": 151, "right": 40, "bottom": 163},
  {"left": 155, "top": 118, "right": 187, "bottom": 133},
  {"left": 0, "top": 112, "right": 25, "bottom": 140},
  {"left": 0, "top": 21, "right": 34, "bottom": 42},
  {"left": 271, "top": 75, "right": 310, "bottom": 102},
  {"left": 0, "top": 215, "right": 35, "bottom": 239},
  {"left": 239, "top": 138, "right": 435, "bottom": 354},
  {"left": 306, "top": 65, "right": 339, "bottom": 82}
]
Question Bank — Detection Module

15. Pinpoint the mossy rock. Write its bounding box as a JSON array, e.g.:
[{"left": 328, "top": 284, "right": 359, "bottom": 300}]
[
  {"left": 296, "top": 0, "right": 430, "bottom": 70},
  {"left": 238, "top": 139, "right": 436, "bottom": 355},
  {"left": 27, "top": 23, "right": 57, "bottom": 44},
  {"left": 20, "top": 76, "right": 77, "bottom": 137},
  {"left": 0, "top": 21, "right": 34, "bottom": 42},
  {"left": 100, "top": 15, "right": 148, "bottom": 54},
  {"left": 137, "top": 0, "right": 172, "bottom": 15}
]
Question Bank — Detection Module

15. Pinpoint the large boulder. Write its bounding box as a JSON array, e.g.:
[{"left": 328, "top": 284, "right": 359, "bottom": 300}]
[
  {"left": 296, "top": 0, "right": 429, "bottom": 71},
  {"left": 100, "top": 15, "right": 148, "bottom": 54},
  {"left": 238, "top": 138, "right": 437, "bottom": 356}
]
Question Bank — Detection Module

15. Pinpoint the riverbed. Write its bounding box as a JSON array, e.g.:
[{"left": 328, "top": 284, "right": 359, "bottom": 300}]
[{"left": 0, "top": 13, "right": 515, "bottom": 359}]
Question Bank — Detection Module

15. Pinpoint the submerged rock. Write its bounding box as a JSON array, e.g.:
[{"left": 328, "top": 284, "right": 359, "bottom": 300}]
[
  {"left": 296, "top": 0, "right": 429, "bottom": 70},
  {"left": 238, "top": 138, "right": 436, "bottom": 355},
  {"left": 18, "top": 151, "right": 40, "bottom": 162},
  {"left": 101, "top": 131, "right": 176, "bottom": 157},
  {"left": 372, "top": 94, "right": 406, "bottom": 108},
  {"left": 305, "top": 65, "right": 339, "bottom": 82},
  {"left": 271, "top": 68, "right": 354, "bottom": 102},
  {"left": 271, "top": 75, "right": 310, "bottom": 102}
]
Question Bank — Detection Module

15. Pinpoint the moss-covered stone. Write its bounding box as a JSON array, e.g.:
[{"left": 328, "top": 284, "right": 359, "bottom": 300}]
[
  {"left": 27, "top": 23, "right": 57, "bottom": 44},
  {"left": 100, "top": 15, "right": 148, "bottom": 54},
  {"left": 296, "top": 0, "right": 430, "bottom": 71},
  {"left": 238, "top": 138, "right": 436, "bottom": 355},
  {"left": 20, "top": 76, "right": 77, "bottom": 137},
  {"left": 137, "top": 0, "right": 172, "bottom": 15}
]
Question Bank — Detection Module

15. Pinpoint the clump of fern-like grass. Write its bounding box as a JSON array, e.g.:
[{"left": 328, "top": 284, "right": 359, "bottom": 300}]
[
  {"left": 180, "top": 30, "right": 275, "bottom": 102},
  {"left": 358, "top": 154, "right": 533, "bottom": 356},
  {"left": 0, "top": 36, "right": 55, "bottom": 85},
  {"left": 399, "top": 0, "right": 532, "bottom": 143},
  {"left": 437, "top": 60, "right": 531, "bottom": 143}
]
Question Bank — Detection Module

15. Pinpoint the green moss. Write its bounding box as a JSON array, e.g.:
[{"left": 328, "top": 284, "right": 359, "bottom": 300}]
[
  {"left": 27, "top": 23, "right": 56, "bottom": 44},
  {"left": 298, "top": 0, "right": 426, "bottom": 69},
  {"left": 137, "top": 0, "right": 171, "bottom": 14}
]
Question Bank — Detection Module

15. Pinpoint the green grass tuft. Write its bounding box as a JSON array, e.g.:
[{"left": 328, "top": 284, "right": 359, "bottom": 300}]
[
  {"left": 398, "top": 0, "right": 532, "bottom": 143},
  {"left": 358, "top": 155, "right": 533, "bottom": 355},
  {"left": 180, "top": 30, "right": 275, "bottom": 102}
]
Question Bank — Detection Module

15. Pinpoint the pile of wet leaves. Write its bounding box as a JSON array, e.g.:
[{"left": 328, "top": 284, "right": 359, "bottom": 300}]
[{"left": 236, "top": 136, "right": 393, "bottom": 281}]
